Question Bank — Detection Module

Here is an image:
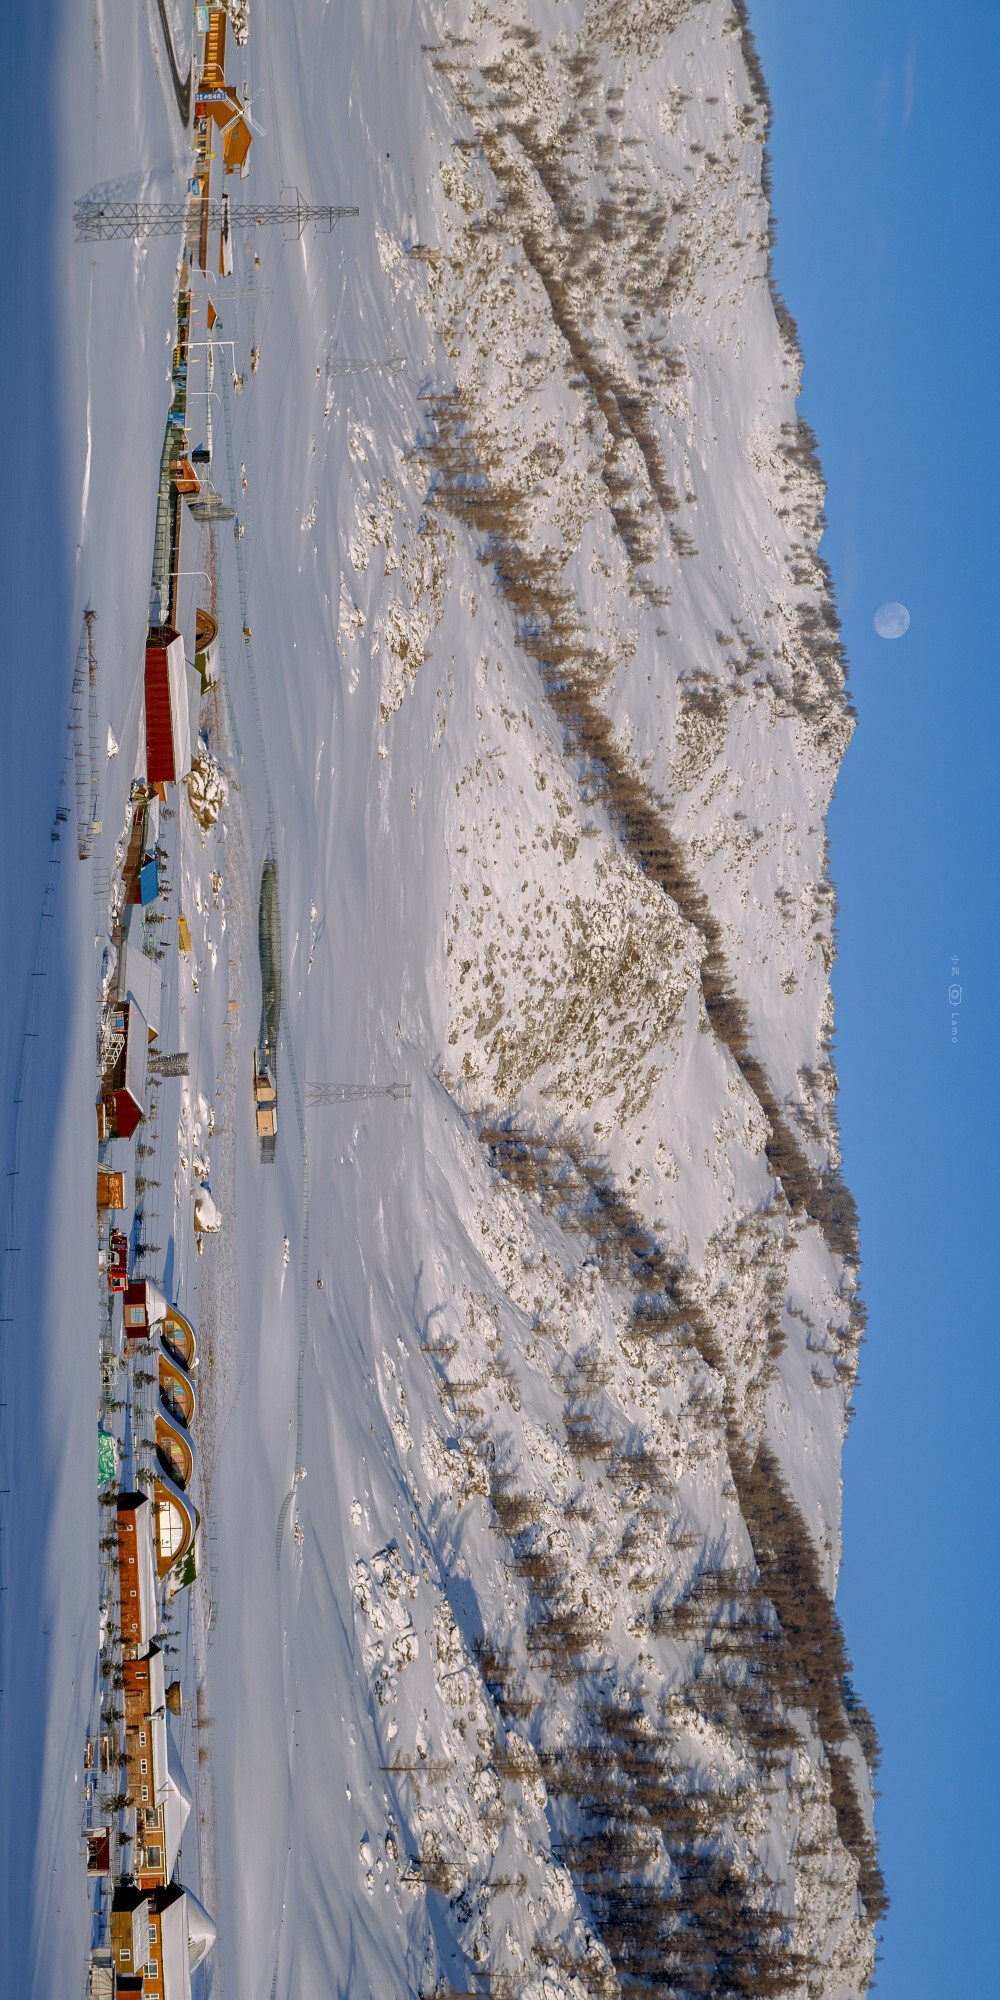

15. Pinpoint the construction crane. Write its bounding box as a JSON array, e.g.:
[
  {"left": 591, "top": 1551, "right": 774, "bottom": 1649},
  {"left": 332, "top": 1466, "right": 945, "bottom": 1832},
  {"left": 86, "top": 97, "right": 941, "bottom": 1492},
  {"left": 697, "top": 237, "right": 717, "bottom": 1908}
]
[
  {"left": 305, "top": 1082, "right": 411, "bottom": 1107},
  {"left": 74, "top": 193, "right": 359, "bottom": 242}
]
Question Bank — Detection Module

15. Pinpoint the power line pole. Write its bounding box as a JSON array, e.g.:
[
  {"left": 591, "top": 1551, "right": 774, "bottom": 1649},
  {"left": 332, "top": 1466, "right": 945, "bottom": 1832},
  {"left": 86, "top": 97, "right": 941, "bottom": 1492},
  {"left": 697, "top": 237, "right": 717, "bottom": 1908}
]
[
  {"left": 74, "top": 193, "right": 358, "bottom": 242},
  {"left": 305, "top": 1083, "right": 411, "bottom": 1107}
]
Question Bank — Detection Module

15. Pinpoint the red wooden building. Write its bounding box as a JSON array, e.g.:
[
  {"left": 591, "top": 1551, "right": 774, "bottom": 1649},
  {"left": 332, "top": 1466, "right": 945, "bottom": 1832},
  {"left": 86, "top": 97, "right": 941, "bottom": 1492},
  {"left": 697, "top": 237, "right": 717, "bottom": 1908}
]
[
  {"left": 123, "top": 1277, "right": 169, "bottom": 1343},
  {"left": 144, "top": 627, "right": 191, "bottom": 785},
  {"left": 116, "top": 1492, "right": 157, "bottom": 1650},
  {"left": 110, "top": 1001, "right": 149, "bottom": 1139}
]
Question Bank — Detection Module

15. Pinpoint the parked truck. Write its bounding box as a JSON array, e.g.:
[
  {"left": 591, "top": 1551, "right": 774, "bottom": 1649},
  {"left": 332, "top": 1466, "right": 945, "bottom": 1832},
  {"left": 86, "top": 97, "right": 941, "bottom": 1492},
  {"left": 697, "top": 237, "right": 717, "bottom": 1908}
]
[{"left": 254, "top": 1048, "right": 277, "bottom": 1155}]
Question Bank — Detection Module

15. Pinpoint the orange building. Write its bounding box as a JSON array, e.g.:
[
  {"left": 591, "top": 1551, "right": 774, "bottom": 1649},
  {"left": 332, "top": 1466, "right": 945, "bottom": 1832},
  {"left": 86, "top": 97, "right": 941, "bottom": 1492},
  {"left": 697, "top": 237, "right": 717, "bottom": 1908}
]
[
  {"left": 201, "top": 5, "right": 226, "bottom": 87},
  {"left": 159, "top": 1340, "right": 196, "bottom": 1429},
  {"left": 162, "top": 1304, "right": 198, "bottom": 1372},
  {"left": 123, "top": 1645, "right": 194, "bottom": 1891},
  {"left": 133, "top": 1883, "right": 216, "bottom": 2000},
  {"left": 116, "top": 1493, "right": 156, "bottom": 1650},
  {"left": 153, "top": 1468, "right": 200, "bottom": 1591},
  {"left": 110, "top": 1886, "right": 150, "bottom": 1986},
  {"left": 109, "top": 1880, "right": 215, "bottom": 1999}
]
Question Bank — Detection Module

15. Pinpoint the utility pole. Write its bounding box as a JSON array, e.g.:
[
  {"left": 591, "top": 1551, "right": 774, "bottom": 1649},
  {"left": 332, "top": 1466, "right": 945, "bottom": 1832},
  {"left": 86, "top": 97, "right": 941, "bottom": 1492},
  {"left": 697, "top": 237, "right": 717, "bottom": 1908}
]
[
  {"left": 74, "top": 193, "right": 359, "bottom": 242},
  {"left": 305, "top": 1083, "right": 411, "bottom": 1106}
]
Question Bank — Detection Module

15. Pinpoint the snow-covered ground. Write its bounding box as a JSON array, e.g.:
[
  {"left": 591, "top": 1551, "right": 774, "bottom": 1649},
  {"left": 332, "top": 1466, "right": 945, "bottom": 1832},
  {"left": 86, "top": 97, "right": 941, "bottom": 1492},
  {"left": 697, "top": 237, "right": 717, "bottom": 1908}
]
[{"left": 1, "top": 4, "right": 881, "bottom": 1996}]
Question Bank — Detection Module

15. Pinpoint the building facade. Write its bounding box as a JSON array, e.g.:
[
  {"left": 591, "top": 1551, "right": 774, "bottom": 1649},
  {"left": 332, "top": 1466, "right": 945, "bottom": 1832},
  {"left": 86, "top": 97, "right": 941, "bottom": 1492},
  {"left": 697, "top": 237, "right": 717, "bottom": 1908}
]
[{"left": 116, "top": 1493, "right": 156, "bottom": 1650}]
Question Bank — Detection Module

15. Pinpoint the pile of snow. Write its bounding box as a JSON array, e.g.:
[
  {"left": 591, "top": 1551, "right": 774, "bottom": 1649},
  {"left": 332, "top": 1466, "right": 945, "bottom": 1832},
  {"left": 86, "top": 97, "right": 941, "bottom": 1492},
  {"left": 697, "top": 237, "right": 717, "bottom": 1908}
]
[{"left": 193, "top": 1185, "right": 221, "bottom": 1239}]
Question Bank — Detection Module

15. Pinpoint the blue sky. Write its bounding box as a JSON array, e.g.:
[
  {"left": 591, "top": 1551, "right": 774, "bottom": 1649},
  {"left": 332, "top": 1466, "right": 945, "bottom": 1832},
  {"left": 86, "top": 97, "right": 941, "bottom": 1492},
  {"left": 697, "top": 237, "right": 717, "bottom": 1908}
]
[{"left": 749, "top": 3, "right": 1000, "bottom": 1992}]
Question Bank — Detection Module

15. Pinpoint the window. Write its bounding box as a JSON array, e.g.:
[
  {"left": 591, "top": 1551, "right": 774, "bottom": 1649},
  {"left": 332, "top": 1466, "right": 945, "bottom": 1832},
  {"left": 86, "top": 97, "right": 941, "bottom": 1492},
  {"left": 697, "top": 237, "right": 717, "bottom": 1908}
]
[
  {"left": 120, "top": 1948, "right": 131, "bottom": 1963},
  {"left": 139, "top": 1759, "right": 148, "bottom": 1775},
  {"left": 145, "top": 1845, "right": 162, "bottom": 1869},
  {"left": 141, "top": 1786, "right": 149, "bottom": 1802},
  {"left": 146, "top": 1960, "right": 159, "bottom": 1978},
  {"left": 139, "top": 1730, "right": 147, "bottom": 1745}
]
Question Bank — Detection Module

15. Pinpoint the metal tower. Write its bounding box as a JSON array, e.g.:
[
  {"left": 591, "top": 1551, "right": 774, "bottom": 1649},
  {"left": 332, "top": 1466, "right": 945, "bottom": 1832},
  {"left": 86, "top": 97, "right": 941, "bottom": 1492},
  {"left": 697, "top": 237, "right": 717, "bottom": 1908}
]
[
  {"left": 74, "top": 194, "right": 359, "bottom": 242},
  {"left": 305, "top": 1082, "right": 411, "bottom": 1106}
]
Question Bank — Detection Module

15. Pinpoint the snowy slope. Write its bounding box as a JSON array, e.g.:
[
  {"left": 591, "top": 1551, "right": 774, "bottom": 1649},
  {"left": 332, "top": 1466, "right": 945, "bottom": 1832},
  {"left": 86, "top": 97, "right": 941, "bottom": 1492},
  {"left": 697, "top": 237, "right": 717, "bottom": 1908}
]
[{"left": 2, "top": 3, "right": 881, "bottom": 1997}]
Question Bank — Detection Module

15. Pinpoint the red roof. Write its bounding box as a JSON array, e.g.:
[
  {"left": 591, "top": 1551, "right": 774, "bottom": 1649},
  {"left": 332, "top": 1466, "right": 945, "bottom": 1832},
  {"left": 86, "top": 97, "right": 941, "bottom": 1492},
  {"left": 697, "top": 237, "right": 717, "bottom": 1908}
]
[{"left": 144, "top": 628, "right": 191, "bottom": 784}]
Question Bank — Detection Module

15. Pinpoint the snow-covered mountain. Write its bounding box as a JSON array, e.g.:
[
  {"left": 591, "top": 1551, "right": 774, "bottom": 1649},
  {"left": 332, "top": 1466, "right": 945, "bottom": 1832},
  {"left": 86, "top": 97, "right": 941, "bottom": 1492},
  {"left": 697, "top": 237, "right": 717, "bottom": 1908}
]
[{"left": 1, "top": 3, "right": 882, "bottom": 1996}]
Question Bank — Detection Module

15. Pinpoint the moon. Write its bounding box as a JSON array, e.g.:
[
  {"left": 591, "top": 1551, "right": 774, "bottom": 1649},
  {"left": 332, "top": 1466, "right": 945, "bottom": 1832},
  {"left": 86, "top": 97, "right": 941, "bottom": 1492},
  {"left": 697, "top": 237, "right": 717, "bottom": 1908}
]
[{"left": 874, "top": 601, "right": 910, "bottom": 640}]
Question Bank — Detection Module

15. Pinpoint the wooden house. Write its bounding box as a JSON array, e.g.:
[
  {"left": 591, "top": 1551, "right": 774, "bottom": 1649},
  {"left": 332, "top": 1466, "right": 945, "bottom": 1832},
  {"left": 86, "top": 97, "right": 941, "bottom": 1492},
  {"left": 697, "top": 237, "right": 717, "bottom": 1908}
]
[
  {"left": 124, "top": 1644, "right": 195, "bottom": 1891},
  {"left": 144, "top": 627, "right": 191, "bottom": 785},
  {"left": 116, "top": 1492, "right": 157, "bottom": 1650},
  {"left": 110, "top": 1886, "right": 150, "bottom": 1985},
  {"left": 96, "top": 1170, "right": 125, "bottom": 1213},
  {"left": 101, "top": 1001, "right": 149, "bottom": 1140},
  {"left": 123, "top": 1277, "right": 169, "bottom": 1343}
]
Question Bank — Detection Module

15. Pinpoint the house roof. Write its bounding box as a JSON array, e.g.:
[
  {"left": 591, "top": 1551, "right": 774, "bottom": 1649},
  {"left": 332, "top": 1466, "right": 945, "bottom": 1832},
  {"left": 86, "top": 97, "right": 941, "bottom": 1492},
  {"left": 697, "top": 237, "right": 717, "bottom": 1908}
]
[
  {"left": 122, "top": 1002, "right": 149, "bottom": 1111},
  {"left": 127, "top": 1278, "right": 168, "bottom": 1330},
  {"left": 187, "top": 663, "right": 203, "bottom": 751},
  {"left": 156, "top": 1408, "right": 196, "bottom": 1490},
  {"left": 153, "top": 1470, "right": 200, "bottom": 1589},
  {"left": 162, "top": 1306, "right": 197, "bottom": 1370},
  {"left": 155, "top": 1885, "right": 192, "bottom": 2000},
  {"left": 162, "top": 1723, "right": 193, "bottom": 1877},
  {"left": 119, "top": 911, "right": 162, "bottom": 1040},
  {"left": 150, "top": 1884, "right": 216, "bottom": 1993},
  {"left": 159, "top": 1345, "right": 197, "bottom": 1425},
  {"left": 145, "top": 630, "right": 191, "bottom": 785},
  {"left": 118, "top": 1493, "right": 157, "bottom": 1643},
  {"left": 184, "top": 1891, "right": 217, "bottom": 1970},
  {"left": 146, "top": 1642, "right": 166, "bottom": 1713},
  {"left": 223, "top": 115, "right": 253, "bottom": 174}
]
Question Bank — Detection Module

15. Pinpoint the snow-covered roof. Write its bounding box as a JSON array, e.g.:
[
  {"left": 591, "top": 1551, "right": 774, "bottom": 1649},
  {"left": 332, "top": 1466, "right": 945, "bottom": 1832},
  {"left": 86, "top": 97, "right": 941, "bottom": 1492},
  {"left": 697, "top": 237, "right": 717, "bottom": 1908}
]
[
  {"left": 156, "top": 1885, "right": 192, "bottom": 2000},
  {"left": 146, "top": 1642, "right": 166, "bottom": 1714},
  {"left": 119, "top": 912, "right": 162, "bottom": 1040},
  {"left": 146, "top": 1650, "right": 171, "bottom": 1813},
  {"left": 186, "top": 663, "right": 202, "bottom": 755},
  {"left": 149, "top": 1883, "right": 217, "bottom": 1995},
  {"left": 142, "top": 1280, "right": 169, "bottom": 1327},
  {"left": 183, "top": 1891, "right": 216, "bottom": 1971},
  {"left": 162, "top": 1722, "right": 193, "bottom": 1877},
  {"left": 122, "top": 1002, "right": 148, "bottom": 1111}
]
